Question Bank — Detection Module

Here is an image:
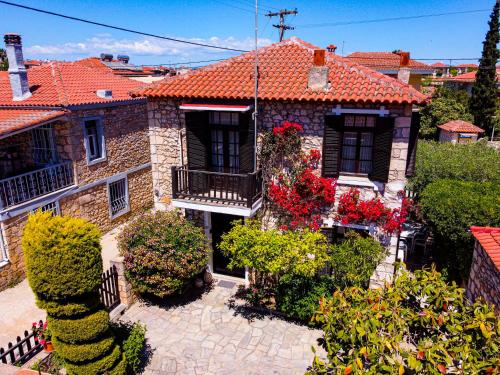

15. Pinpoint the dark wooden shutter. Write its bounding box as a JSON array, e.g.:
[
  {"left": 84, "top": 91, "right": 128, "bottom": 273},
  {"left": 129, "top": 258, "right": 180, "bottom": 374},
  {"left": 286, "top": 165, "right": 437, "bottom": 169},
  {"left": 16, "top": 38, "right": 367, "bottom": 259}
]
[
  {"left": 185, "top": 111, "right": 209, "bottom": 169},
  {"left": 322, "top": 115, "right": 344, "bottom": 177},
  {"left": 239, "top": 112, "right": 255, "bottom": 173},
  {"left": 405, "top": 111, "right": 420, "bottom": 177},
  {"left": 371, "top": 116, "right": 395, "bottom": 183}
]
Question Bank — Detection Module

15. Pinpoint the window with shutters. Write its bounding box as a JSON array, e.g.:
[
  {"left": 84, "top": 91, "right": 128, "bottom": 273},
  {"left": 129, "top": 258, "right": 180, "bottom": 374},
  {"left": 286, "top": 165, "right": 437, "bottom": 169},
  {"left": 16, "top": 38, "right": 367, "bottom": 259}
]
[
  {"left": 83, "top": 118, "right": 106, "bottom": 164},
  {"left": 108, "top": 177, "right": 129, "bottom": 218},
  {"left": 208, "top": 112, "right": 240, "bottom": 173},
  {"left": 340, "top": 116, "right": 375, "bottom": 175}
]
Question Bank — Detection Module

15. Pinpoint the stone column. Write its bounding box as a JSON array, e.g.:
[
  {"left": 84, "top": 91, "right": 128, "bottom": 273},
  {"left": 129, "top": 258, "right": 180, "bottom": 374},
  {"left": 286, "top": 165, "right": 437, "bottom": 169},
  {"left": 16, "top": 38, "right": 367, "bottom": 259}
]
[{"left": 110, "top": 256, "right": 136, "bottom": 307}]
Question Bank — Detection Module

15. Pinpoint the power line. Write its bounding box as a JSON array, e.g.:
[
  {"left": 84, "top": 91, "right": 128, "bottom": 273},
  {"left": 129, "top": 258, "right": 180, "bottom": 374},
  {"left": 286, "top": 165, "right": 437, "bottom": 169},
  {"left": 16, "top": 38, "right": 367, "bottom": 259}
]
[
  {"left": 0, "top": 0, "right": 249, "bottom": 53},
  {"left": 212, "top": 0, "right": 268, "bottom": 15},
  {"left": 297, "top": 9, "right": 490, "bottom": 28}
]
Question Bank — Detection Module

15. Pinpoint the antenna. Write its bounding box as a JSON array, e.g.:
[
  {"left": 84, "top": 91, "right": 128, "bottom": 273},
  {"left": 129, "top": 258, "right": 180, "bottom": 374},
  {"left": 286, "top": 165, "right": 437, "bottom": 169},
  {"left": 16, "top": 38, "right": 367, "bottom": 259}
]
[{"left": 266, "top": 8, "right": 298, "bottom": 42}]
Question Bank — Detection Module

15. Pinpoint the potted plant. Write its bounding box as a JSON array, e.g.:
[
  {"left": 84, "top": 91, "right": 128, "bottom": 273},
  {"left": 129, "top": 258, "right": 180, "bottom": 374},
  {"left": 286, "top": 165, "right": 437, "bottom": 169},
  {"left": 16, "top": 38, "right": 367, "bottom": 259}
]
[{"left": 32, "top": 320, "right": 53, "bottom": 352}]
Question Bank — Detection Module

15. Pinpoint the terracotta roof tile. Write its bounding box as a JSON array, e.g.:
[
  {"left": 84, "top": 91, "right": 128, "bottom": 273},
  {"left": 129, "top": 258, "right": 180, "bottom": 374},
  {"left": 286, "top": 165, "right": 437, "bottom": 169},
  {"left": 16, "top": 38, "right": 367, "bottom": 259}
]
[
  {"left": 346, "top": 51, "right": 434, "bottom": 72},
  {"left": 445, "top": 68, "right": 500, "bottom": 83},
  {"left": 431, "top": 62, "right": 447, "bottom": 68},
  {"left": 471, "top": 226, "right": 500, "bottom": 271},
  {"left": 0, "top": 108, "right": 66, "bottom": 137},
  {"left": 137, "top": 37, "right": 427, "bottom": 105},
  {"left": 437, "top": 120, "right": 484, "bottom": 133},
  {"left": 0, "top": 62, "right": 145, "bottom": 107}
]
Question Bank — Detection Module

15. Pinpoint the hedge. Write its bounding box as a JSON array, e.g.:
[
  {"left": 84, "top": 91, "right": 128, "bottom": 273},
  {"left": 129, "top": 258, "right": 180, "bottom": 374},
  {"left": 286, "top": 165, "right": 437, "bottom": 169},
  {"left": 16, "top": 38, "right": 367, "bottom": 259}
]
[
  {"left": 408, "top": 140, "right": 500, "bottom": 195},
  {"left": 23, "top": 212, "right": 125, "bottom": 375},
  {"left": 420, "top": 179, "right": 500, "bottom": 280},
  {"left": 48, "top": 310, "right": 110, "bottom": 343}
]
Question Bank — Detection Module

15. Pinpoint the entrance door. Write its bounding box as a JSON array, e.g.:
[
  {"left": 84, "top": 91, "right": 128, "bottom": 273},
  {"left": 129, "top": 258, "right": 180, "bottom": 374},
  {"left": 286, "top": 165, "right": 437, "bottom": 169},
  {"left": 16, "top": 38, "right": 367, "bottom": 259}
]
[{"left": 211, "top": 212, "right": 245, "bottom": 278}]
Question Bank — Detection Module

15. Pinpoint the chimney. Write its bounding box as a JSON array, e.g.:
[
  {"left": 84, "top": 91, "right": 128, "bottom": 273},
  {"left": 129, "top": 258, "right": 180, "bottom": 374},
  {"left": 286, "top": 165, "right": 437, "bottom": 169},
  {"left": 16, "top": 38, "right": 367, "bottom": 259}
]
[
  {"left": 308, "top": 49, "right": 330, "bottom": 91},
  {"left": 326, "top": 44, "right": 337, "bottom": 53},
  {"left": 395, "top": 51, "right": 411, "bottom": 84},
  {"left": 117, "top": 55, "right": 129, "bottom": 64},
  {"left": 4, "top": 33, "right": 31, "bottom": 101}
]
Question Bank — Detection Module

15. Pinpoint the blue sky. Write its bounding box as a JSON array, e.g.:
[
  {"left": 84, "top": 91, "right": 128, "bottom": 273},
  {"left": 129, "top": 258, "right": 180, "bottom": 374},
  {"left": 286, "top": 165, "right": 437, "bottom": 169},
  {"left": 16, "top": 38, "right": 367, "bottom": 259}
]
[{"left": 0, "top": 0, "right": 495, "bottom": 66}]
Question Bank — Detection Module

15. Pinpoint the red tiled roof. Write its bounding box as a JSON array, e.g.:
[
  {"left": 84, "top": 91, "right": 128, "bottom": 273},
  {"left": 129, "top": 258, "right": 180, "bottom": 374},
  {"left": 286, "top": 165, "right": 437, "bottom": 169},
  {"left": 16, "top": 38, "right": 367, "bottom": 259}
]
[
  {"left": 346, "top": 51, "right": 434, "bottom": 72},
  {"left": 471, "top": 226, "right": 500, "bottom": 271},
  {"left": 0, "top": 108, "right": 66, "bottom": 137},
  {"left": 446, "top": 68, "right": 500, "bottom": 83},
  {"left": 431, "top": 62, "right": 447, "bottom": 68},
  {"left": 0, "top": 62, "right": 145, "bottom": 107},
  {"left": 437, "top": 120, "right": 484, "bottom": 133},
  {"left": 138, "top": 38, "right": 427, "bottom": 105},
  {"left": 456, "top": 63, "right": 478, "bottom": 68}
]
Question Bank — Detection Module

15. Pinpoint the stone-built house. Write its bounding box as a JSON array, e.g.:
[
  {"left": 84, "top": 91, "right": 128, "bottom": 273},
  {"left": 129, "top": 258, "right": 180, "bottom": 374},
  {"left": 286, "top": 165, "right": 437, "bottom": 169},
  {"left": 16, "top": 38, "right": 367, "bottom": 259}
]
[
  {"left": 437, "top": 120, "right": 484, "bottom": 143},
  {"left": 346, "top": 51, "right": 434, "bottom": 91},
  {"left": 466, "top": 226, "right": 500, "bottom": 309},
  {"left": 136, "top": 37, "right": 427, "bottom": 285},
  {"left": 0, "top": 34, "right": 153, "bottom": 290}
]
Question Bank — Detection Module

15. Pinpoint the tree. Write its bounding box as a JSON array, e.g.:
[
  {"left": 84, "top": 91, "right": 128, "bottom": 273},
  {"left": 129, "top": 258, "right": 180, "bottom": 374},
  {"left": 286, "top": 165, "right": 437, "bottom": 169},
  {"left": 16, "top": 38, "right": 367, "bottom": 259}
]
[
  {"left": 419, "top": 95, "right": 473, "bottom": 139},
  {"left": 22, "top": 211, "right": 126, "bottom": 375},
  {"left": 0, "top": 48, "right": 7, "bottom": 71},
  {"left": 470, "top": 0, "right": 500, "bottom": 135}
]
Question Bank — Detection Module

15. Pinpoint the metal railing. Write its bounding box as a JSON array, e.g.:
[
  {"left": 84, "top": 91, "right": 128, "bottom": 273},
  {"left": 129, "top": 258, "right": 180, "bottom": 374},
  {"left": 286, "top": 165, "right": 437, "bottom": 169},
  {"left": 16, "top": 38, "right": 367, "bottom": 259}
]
[
  {"left": 172, "top": 166, "right": 263, "bottom": 208},
  {"left": 0, "top": 161, "right": 74, "bottom": 210}
]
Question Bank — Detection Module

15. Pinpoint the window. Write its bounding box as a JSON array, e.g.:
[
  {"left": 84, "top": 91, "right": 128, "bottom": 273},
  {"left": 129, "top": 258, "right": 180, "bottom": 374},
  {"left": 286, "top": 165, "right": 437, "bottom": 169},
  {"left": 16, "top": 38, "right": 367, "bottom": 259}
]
[
  {"left": 209, "top": 112, "right": 240, "bottom": 173},
  {"left": 32, "top": 125, "right": 58, "bottom": 165},
  {"left": 209, "top": 111, "right": 239, "bottom": 125},
  {"left": 211, "top": 129, "right": 224, "bottom": 172},
  {"left": 340, "top": 115, "right": 375, "bottom": 175},
  {"left": 30, "top": 201, "right": 60, "bottom": 216},
  {"left": 108, "top": 177, "right": 129, "bottom": 218},
  {"left": 83, "top": 119, "right": 106, "bottom": 164}
]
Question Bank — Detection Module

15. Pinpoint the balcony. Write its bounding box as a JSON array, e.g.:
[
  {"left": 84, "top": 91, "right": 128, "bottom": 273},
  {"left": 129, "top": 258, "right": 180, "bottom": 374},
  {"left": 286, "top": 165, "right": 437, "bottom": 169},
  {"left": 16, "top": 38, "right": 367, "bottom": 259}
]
[
  {"left": 171, "top": 166, "right": 263, "bottom": 216},
  {"left": 0, "top": 161, "right": 75, "bottom": 210}
]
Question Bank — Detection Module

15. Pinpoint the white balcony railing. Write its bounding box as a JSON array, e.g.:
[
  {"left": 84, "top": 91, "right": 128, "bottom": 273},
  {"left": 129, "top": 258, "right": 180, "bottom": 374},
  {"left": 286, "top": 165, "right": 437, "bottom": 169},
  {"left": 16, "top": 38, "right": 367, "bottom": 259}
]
[{"left": 0, "top": 161, "right": 74, "bottom": 210}]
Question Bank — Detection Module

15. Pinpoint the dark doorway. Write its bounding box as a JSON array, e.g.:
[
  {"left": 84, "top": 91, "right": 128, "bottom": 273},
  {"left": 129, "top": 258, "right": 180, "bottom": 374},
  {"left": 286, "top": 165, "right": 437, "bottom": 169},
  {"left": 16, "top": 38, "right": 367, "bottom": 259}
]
[{"left": 211, "top": 212, "right": 245, "bottom": 278}]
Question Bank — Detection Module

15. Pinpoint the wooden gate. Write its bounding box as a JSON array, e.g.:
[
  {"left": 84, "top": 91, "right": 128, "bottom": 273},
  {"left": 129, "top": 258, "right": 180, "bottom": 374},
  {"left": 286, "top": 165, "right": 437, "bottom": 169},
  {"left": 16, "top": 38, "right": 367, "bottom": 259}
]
[{"left": 99, "top": 265, "right": 121, "bottom": 311}]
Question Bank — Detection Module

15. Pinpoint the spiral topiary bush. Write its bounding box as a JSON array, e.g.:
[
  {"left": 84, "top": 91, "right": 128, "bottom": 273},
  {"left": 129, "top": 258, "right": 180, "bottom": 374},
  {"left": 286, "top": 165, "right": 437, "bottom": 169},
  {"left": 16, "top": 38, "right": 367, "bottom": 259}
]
[
  {"left": 22, "top": 211, "right": 126, "bottom": 375},
  {"left": 118, "top": 210, "right": 209, "bottom": 298}
]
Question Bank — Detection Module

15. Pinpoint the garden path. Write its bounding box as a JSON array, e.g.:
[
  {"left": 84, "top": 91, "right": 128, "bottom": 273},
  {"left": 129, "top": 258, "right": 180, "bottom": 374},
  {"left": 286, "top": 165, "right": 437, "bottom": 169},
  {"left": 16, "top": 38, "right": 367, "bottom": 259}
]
[{"left": 120, "top": 279, "right": 325, "bottom": 375}]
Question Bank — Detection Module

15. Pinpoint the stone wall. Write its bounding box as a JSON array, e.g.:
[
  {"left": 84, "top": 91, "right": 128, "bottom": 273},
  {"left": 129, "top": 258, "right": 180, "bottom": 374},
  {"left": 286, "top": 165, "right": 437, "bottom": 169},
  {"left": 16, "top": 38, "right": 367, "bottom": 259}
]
[
  {"left": 466, "top": 241, "right": 500, "bottom": 308},
  {"left": 0, "top": 102, "right": 153, "bottom": 291}
]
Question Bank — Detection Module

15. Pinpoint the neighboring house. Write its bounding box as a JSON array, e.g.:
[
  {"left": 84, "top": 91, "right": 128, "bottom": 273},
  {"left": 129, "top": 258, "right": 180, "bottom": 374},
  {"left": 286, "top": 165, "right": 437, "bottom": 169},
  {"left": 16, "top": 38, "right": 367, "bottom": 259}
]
[
  {"left": 437, "top": 120, "right": 484, "bottom": 143},
  {"left": 77, "top": 54, "right": 176, "bottom": 83},
  {"left": 431, "top": 62, "right": 449, "bottom": 77},
  {"left": 136, "top": 37, "right": 426, "bottom": 286},
  {"left": 443, "top": 68, "right": 500, "bottom": 94},
  {"left": 467, "top": 226, "right": 500, "bottom": 309},
  {"left": 456, "top": 63, "right": 478, "bottom": 75},
  {"left": 346, "top": 51, "right": 434, "bottom": 90},
  {"left": 0, "top": 34, "right": 153, "bottom": 291}
]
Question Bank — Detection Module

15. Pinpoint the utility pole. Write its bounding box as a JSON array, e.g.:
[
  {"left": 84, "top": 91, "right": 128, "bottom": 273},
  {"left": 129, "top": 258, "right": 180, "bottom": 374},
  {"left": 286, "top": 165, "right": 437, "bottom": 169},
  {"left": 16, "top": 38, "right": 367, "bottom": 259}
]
[{"left": 266, "top": 8, "right": 298, "bottom": 42}]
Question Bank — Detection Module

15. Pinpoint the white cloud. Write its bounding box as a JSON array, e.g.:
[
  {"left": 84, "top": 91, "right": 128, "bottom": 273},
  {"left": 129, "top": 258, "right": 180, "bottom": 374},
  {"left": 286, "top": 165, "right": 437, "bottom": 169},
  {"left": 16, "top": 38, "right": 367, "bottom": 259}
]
[{"left": 25, "top": 34, "right": 273, "bottom": 60}]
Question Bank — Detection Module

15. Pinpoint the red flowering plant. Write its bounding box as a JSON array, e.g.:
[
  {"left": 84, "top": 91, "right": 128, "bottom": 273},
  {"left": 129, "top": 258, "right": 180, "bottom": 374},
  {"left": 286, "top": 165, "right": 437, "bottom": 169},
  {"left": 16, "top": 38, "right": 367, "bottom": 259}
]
[
  {"left": 262, "top": 121, "right": 337, "bottom": 231},
  {"left": 336, "top": 188, "right": 413, "bottom": 235},
  {"left": 32, "top": 320, "right": 51, "bottom": 346}
]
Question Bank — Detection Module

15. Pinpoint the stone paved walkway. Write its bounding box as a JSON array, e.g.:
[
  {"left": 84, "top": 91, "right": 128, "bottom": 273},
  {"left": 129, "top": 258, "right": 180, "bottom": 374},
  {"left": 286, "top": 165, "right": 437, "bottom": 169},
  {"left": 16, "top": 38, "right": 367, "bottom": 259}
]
[{"left": 121, "top": 280, "right": 325, "bottom": 375}]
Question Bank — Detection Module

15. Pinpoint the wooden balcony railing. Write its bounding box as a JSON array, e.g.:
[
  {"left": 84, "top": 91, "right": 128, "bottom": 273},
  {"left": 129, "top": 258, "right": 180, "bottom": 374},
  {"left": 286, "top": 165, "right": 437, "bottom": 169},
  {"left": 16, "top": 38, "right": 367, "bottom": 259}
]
[
  {"left": 0, "top": 161, "right": 74, "bottom": 210},
  {"left": 171, "top": 166, "right": 262, "bottom": 208}
]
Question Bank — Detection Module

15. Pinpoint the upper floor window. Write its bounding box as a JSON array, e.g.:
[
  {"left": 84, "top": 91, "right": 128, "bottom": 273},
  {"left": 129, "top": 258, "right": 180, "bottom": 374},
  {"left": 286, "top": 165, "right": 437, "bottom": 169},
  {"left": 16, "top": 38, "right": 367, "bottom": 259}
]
[
  {"left": 108, "top": 177, "right": 129, "bottom": 218},
  {"left": 32, "top": 124, "right": 58, "bottom": 165},
  {"left": 340, "top": 116, "right": 375, "bottom": 175},
  {"left": 83, "top": 118, "right": 106, "bottom": 164},
  {"left": 209, "top": 112, "right": 239, "bottom": 126}
]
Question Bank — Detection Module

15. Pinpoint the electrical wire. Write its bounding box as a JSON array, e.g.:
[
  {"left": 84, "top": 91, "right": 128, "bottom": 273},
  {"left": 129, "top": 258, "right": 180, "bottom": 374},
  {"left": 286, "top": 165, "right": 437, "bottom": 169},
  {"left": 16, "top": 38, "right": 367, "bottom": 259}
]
[
  {"left": 0, "top": 0, "right": 250, "bottom": 53},
  {"left": 296, "top": 9, "right": 490, "bottom": 28}
]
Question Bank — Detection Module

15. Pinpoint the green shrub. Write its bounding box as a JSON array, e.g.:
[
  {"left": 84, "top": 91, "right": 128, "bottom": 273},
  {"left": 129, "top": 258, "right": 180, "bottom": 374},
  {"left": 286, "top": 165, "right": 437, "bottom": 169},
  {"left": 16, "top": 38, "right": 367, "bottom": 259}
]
[
  {"left": 219, "top": 220, "right": 330, "bottom": 279},
  {"left": 330, "top": 232, "right": 387, "bottom": 288},
  {"left": 48, "top": 310, "right": 109, "bottom": 343},
  {"left": 308, "top": 267, "right": 500, "bottom": 374},
  {"left": 23, "top": 211, "right": 124, "bottom": 375},
  {"left": 111, "top": 321, "right": 147, "bottom": 373},
  {"left": 118, "top": 210, "right": 209, "bottom": 298},
  {"left": 276, "top": 274, "right": 336, "bottom": 322},
  {"left": 22, "top": 213, "right": 102, "bottom": 301},
  {"left": 420, "top": 180, "right": 500, "bottom": 281},
  {"left": 407, "top": 140, "right": 500, "bottom": 195},
  {"left": 419, "top": 96, "right": 473, "bottom": 138}
]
